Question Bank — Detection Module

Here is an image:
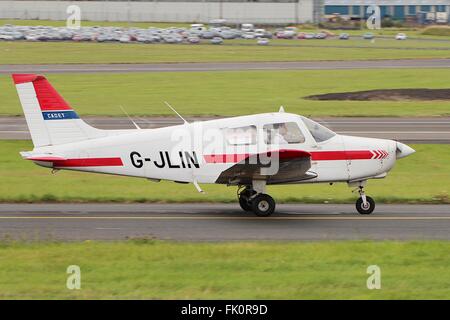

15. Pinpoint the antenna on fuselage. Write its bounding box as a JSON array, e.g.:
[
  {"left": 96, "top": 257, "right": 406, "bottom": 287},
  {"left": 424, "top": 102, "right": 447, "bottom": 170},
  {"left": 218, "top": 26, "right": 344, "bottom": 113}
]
[
  {"left": 164, "top": 101, "right": 188, "bottom": 124},
  {"left": 119, "top": 105, "right": 141, "bottom": 130},
  {"left": 279, "top": 106, "right": 285, "bottom": 113}
]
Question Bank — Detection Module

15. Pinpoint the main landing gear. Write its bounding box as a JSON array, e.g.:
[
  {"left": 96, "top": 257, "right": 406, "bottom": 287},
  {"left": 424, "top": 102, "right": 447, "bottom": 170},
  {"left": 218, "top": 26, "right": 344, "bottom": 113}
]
[
  {"left": 238, "top": 182, "right": 276, "bottom": 217},
  {"left": 352, "top": 182, "right": 375, "bottom": 215},
  {"left": 238, "top": 180, "right": 376, "bottom": 216}
]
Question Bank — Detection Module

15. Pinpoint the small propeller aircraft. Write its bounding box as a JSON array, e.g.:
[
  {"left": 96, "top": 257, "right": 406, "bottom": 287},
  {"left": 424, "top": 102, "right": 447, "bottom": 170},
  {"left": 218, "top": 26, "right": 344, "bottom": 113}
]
[{"left": 13, "top": 74, "right": 415, "bottom": 216}]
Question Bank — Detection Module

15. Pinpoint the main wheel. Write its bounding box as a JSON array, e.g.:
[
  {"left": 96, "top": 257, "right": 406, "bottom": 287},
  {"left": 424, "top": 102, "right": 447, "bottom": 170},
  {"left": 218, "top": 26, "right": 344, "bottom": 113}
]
[
  {"left": 238, "top": 188, "right": 256, "bottom": 212},
  {"left": 239, "top": 196, "right": 252, "bottom": 212},
  {"left": 356, "top": 196, "right": 375, "bottom": 215},
  {"left": 251, "top": 194, "right": 276, "bottom": 217}
]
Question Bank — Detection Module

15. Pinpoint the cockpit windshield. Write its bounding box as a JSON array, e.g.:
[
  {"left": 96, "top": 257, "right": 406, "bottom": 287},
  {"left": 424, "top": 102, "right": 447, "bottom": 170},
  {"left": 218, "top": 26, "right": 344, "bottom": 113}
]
[{"left": 300, "top": 116, "right": 336, "bottom": 143}]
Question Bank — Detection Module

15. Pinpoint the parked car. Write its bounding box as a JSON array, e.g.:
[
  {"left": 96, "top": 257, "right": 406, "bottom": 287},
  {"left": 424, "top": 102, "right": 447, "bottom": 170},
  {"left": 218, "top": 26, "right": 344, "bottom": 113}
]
[
  {"left": 363, "top": 32, "right": 375, "bottom": 40},
  {"left": 0, "top": 33, "right": 13, "bottom": 40},
  {"left": 257, "top": 38, "right": 269, "bottom": 45},
  {"left": 96, "top": 34, "right": 109, "bottom": 42},
  {"left": 315, "top": 32, "right": 327, "bottom": 39},
  {"left": 187, "top": 36, "right": 200, "bottom": 44},
  {"left": 241, "top": 23, "right": 254, "bottom": 32},
  {"left": 395, "top": 33, "right": 407, "bottom": 40},
  {"left": 220, "top": 30, "right": 237, "bottom": 39},
  {"left": 210, "top": 37, "right": 223, "bottom": 44},
  {"left": 242, "top": 32, "right": 256, "bottom": 40},
  {"left": 276, "top": 28, "right": 296, "bottom": 39},
  {"left": 200, "top": 30, "right": 215, "bottom": 39},
  {"left": 119, "top": 34, "right": 131, "bottom": 43},
  {"left": 283, "top": 26, "right": 298, "bottom": 38},
  {"left": 339, "top": 33, "right": 350, "bottom": 40},
  {"left": 275, "top": 30, "right": 286, "bottom": 39},
  {"left": 163, "top": 35, "right": 177, "bottom": 44},
  {"left": 254, "top": 29, "right": 272, "bottom": 39},
  {"left": 190, "top": 23, "right": 206, "bottom": 33}
]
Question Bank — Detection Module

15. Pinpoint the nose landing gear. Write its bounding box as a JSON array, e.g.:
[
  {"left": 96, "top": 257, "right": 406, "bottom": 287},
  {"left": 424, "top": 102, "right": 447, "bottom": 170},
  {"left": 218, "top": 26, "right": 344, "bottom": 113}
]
[{"left": 355, "top": 185, "right": 375, "bottom": 215}]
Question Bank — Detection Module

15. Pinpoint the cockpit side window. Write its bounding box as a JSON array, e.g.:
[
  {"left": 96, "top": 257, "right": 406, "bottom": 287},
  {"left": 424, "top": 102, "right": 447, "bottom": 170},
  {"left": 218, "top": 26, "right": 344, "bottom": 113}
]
[
  {"left": 224, "top": 125, "right": 257, "bottom": 145},
  {"left": 301, "top": 116, "right": 336, "bottom": 143},
  {"left": 263, "top": 122, "right": 305, "bottom": 145}
]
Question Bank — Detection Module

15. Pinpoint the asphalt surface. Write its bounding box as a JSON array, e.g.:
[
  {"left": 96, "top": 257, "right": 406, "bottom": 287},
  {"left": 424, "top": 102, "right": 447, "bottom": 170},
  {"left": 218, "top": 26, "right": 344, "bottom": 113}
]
[
  {"left": 1, "top": 116, "right": 449, "bottom": 143},
  {"left": 1, "top": 59, "right": 450, "bottom": 73},
  {"left": 0, "top": 203, "right": 449, "bottom": 241}
]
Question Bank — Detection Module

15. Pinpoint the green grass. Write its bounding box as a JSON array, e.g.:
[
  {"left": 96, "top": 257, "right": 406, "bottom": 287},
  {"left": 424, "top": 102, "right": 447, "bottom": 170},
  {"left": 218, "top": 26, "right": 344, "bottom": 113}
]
[
  {"left": 0, "top": 141, "right": 448, "bottom": 204},
  {"left": 1, "top": 39, "right": 449, "bottom": 65},
  {"left": 2, "top": 70, "right": 450, "bottom": 117},
  {"left": 422, "top": 26, "right": 450, "bottom": 37},
  {"left": 261, "top": 38, "right": 450, "bottom": 49},
  {"left": 0, "top": 240, "right": 449, "bottom": 299}
]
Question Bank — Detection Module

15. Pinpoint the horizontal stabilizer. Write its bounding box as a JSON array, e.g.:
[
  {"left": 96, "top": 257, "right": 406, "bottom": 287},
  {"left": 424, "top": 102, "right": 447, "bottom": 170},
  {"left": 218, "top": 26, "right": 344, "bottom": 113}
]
[{"left": 26, "top": 156, "right": 67, "bottom": 162}]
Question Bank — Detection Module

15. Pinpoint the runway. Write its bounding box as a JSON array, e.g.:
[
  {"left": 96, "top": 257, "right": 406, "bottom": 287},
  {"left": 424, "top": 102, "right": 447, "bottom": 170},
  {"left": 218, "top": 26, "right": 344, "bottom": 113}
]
[
  {"left": 1, "top": 116, "right": 449, "bottom": 143},
  {"left": 0, "top": 203, "right": 449, "bottom": 241},
  {"left": 1, "top": 59, "right": 450, "bottom": 73}
]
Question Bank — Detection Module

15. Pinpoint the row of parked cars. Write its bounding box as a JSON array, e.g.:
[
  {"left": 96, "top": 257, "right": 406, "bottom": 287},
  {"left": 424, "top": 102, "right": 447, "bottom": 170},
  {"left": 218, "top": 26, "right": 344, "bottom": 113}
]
[
  {"left": 359, "top": 32, "right": 407, "bottom": 40},
  {"left": 0, "top": 24, "right": 408, "bottom": 45},
  {"left": 0, "top": 24, "right": 317, "bottom": 45},
  {"left": 0, "top": 24, "right": 272, "bottom": 44}
]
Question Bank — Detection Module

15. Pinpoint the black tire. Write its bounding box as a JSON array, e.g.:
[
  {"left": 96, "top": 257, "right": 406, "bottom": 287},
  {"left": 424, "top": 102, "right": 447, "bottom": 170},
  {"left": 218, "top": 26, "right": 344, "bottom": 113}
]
[
  {"left": 356, "top": 196, "right": 375, "bottom": 215},
  {"left": 238, "top": 188, "right": 256, "bottom": 212},
  {"left": 239, "top": 196, "right": 252, "bottom": 212},
  {"left": 251, "top": 194, "right": 276, "bottom": 217}
]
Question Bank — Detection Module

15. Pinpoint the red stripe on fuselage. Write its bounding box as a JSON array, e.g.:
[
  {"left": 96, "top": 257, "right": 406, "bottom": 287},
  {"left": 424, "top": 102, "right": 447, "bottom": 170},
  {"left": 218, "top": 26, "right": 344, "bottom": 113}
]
[
  {"left": 204, "top": 153, "right": 249, "bottom": 164},
  {"left": 310, "top": 150, "right": 374, "bottom": 161},
  {"left": 203, "top": 150, "right": 311, "bottom": 164},
  {"left": 31, "top": 157, "right": 123, "bottom": 167},
  {"left": 203, "top": 150, "right": 375, "bottom": 163}
]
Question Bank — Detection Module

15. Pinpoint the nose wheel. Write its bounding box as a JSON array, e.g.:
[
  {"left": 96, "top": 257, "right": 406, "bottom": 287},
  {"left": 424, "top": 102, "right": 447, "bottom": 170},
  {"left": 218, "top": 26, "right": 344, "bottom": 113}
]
[{"left": 355, "top": 186, "right": 375, "bottom": 215}]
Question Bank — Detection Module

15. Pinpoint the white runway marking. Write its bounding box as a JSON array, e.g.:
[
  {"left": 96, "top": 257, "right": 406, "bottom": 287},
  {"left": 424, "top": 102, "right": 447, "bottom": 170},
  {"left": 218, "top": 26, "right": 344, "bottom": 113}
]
[{"left": 1, "top": 215, "right": 450, "bottom": 221}]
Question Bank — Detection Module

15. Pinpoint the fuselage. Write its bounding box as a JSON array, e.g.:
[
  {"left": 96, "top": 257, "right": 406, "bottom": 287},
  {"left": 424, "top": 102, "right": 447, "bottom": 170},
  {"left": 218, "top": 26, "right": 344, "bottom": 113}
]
[{"left": 29, "top": 112, "right": 403, "bottom": 185}]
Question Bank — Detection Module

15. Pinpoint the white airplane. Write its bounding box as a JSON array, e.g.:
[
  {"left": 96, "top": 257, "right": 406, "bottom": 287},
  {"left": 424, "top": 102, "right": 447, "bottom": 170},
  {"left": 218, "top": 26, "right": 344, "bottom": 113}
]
[{"left": 13, "top": 74, "right": 415, "bottom": 216}]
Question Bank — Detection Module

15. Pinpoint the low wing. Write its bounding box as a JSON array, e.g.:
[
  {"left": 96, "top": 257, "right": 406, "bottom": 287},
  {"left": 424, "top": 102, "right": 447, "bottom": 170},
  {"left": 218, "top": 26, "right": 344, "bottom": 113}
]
[{"left": 214, "top": 149, "right": 316, "bottom": 185}]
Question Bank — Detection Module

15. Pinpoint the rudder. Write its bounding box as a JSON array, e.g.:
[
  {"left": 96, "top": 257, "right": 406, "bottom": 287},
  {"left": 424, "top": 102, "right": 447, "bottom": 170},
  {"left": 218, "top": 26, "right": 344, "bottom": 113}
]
[{"left": 12, "top": 74, "right": 105, "bottom": 147}]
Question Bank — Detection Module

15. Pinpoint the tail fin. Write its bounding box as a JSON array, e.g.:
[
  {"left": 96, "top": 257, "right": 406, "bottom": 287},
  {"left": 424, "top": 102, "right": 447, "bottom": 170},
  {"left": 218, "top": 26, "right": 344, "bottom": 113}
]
[{"left": 12, "top": 74, "right": 106, "bottom": 147}]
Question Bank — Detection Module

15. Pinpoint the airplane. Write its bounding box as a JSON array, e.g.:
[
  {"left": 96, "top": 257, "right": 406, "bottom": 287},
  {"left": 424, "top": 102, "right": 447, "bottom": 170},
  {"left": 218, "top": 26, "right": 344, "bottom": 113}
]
[{"left": 12, "top": 74, "right": 415, "bottom": 217}]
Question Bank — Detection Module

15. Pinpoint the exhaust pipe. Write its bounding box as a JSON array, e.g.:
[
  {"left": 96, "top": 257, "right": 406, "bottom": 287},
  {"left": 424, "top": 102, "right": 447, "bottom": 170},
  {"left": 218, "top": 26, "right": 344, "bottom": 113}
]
[{"left": 396, "top": 142, "right": 415, "bottom": 159}]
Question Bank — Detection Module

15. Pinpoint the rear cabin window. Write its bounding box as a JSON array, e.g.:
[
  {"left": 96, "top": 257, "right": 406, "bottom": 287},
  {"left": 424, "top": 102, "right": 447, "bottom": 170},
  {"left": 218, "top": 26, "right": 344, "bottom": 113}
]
[
  {"left": 224, "top": 125, "right": 257, "bottom": 145},
  {"left": 263, "top": 122, "right": 305, "bottom": 145}
]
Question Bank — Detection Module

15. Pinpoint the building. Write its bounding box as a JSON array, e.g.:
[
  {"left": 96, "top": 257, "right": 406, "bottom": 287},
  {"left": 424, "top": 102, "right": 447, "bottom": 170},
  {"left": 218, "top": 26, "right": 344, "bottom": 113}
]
[
  {"left": 0, "top": 0, "right": 449, "bottom": 24},
  {"left": 325, "top": 0, "right": 450, "bottom": 22}
]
